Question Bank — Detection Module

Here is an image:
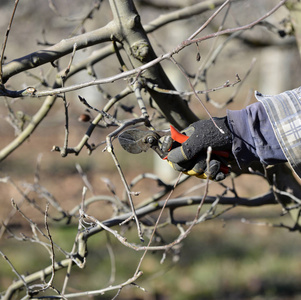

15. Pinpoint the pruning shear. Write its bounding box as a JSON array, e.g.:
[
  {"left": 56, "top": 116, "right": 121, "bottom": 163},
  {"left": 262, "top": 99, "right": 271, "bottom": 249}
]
[{"left": 118, "top": 125, "right": 230, "bottom": 178}]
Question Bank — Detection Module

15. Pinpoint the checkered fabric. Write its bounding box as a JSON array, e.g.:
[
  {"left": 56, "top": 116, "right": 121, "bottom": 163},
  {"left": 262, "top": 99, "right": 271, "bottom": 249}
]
[{"left": 255, "top": 87, "right": 301, "bottom": 179}]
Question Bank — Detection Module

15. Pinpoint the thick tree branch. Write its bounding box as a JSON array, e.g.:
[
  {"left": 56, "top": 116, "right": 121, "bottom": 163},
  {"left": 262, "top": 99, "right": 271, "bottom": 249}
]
[
  {"left": 84, "top": 191, "right": 278, "bottom": 241},
  {"left": 2, "top": 22, "right": 114, "bottom": 83},
  {"left": 0, "top": 94, "right": 57, "bottom": 161},
  {"left": 1, "top": 0, "right": 228, "bottom": 85}
]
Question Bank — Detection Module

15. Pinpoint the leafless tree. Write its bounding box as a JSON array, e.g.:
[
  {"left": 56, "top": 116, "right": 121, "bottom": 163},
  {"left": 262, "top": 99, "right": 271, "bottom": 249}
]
[{"left": 1, "top": 0, "right": 301, "bottom": 299}]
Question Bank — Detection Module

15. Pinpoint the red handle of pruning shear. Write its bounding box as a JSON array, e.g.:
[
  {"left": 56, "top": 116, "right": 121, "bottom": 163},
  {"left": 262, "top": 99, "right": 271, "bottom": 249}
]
[
  {"left": 169, "top": 125, "right": 230, "bottom": 174},
  {"left": 170, "top": 125, "right": 190, "bottom": 144}
]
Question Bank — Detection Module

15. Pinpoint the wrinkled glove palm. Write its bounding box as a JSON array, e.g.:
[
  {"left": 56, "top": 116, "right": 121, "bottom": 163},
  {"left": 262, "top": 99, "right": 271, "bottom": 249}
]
[{"left": 167, "top": 117, "right": 232, "bottom": 181}]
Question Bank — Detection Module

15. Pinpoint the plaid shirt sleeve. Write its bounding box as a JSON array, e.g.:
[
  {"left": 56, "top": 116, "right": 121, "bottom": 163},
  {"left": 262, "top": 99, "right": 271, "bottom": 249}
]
[{"left": 255, "top": 87, "right": 301, "bottom": 179}]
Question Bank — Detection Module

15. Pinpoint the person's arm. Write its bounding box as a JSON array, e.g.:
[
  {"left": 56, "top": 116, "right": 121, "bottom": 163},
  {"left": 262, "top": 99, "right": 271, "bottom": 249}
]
[
  {"left": 167, "top": 101, "right": 287, "bottom": 181},
  {"left": 255, "top": 87, "right": 301, "bottom": 179},
  {"left": 227, "top": 101, "right": 287, "bottom": 168}
]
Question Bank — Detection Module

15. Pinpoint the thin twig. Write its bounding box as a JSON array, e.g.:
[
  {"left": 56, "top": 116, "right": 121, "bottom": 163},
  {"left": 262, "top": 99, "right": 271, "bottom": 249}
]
[
  {"left": 170, "top": 56, "right": 224, "bottom": 133},
  {"left": 0, "top": 0, "right": 20, "bottom": 84},
  {"left": 60, "top": 44, "right": 77, "bottom": 157},
  {"left": 26, "top": 203, "right": 57, "bottom": 296},
  {"left": 133, "top": 81, "right": 149, "bottom": 120},
  {"left": 134, "top": 172, "right": 182, "bottom": 276},
  {"left": 193, "top": 1, "right": 232, "bottom": 87},
  {"left": 187, "top": 0, "right": 230, "bottom": 40},
  {"left": 51, "top": 87, "right": 133, "bottom": 156},
  {"left": 173, "top": 0, "right": 287, "bottom": 53},
  {"left": 61, "top": 95, "right": 70, "bottom": 157},
  {"left": 44, "top": 203, "right": 56, "bottom": 288},
  {"left": 241, "top": 218, "right": 301, "bottom": 232},
  {"left": 10, "top": 199, "right": 68, "bottom": 256},
  {"left": 146, "top": 77, "right": 240, "bottom": 98},
  {"left": 68, "top": 1, "right": 102, "bottom": 37},
  {"left": 55, "top": 271, "right": 144, "bottom": 299},
  {"left": 0, "top": 250, "right": 28, "bottom": 294},
  {"left": 104, "top": 115, "right": 157, "bottom": 241},
  {"left": 106, "top": 232, "right": 117, "bottom": 286},
  {"left": 108, "top": 146, "right": 144, "bottom": 241},
  {"left": 228, "top": 57, "right": 257, "bottom": 103},
  {"left": 76, "top": 163, "right": 95, "bottom": 195},
  {"left": 62, "top": 43, "right": 78, "bottom": 81}
]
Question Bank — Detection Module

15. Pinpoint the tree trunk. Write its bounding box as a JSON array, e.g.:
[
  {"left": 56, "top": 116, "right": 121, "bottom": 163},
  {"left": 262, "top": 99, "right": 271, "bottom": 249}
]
[
  {"left": 109, "top": 0, "right": 199, "bottom": 129},
  {"left": 286, "top": 0, "right": 301, "bottom": 57}
]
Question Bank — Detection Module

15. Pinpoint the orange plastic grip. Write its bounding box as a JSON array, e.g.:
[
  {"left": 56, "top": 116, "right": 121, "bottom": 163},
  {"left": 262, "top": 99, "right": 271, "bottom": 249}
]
[{"left": 170, "top": 125, "right": 189, "bottom": 143}]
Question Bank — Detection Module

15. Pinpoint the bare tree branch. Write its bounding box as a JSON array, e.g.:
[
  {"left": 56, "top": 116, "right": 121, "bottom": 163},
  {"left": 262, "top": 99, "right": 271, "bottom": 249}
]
[{"left": 2, "top": 23, "right": 113, "bottom": 83}]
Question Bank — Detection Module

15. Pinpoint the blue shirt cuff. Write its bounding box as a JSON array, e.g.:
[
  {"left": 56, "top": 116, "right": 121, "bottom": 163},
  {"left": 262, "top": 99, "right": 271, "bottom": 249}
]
[{"left": 227, "top": 102, "right": 286, "bottom": 166}]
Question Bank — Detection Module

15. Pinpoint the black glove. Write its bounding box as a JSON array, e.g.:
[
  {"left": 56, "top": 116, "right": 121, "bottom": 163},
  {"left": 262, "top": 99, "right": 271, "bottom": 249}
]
[
  {"left": 167, "top": 117, "right": 232, "bottom": 181},
  {"left": 168, "top": 153, "right": 226, "bottom": 181}
]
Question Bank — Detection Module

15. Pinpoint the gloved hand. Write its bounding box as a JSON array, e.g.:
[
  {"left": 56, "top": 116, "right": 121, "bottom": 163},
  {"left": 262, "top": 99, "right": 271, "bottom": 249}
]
[
  {"left": 168, "top": 153, "right": 227, "bottom": 181},
  {"left": 167, "top": 117, "right": 233, "bottom": 181}
]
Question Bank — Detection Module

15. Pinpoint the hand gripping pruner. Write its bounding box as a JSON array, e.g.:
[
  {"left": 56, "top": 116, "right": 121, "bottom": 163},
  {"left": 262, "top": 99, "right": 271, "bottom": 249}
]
[{"left": 118, "top": 125, "right": 230, "bottom": 178}]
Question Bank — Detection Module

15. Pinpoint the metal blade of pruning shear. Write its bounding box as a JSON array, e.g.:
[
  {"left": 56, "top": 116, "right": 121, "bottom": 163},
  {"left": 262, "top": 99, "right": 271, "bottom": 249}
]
[
  {"left": 118, "top": 129, "right": 164, "bottom": 156},
  {"left": 118, "top": 126, "right": 190, "bottom": 159}
]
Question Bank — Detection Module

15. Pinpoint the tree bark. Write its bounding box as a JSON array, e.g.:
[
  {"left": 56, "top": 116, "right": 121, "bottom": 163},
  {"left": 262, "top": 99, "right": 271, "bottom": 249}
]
[
  {"left": 286, "top": 0, "right": 301, "bottom": 57},
  {"left": 109, "top": 0, "right": 199, "bottom": 129}
]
